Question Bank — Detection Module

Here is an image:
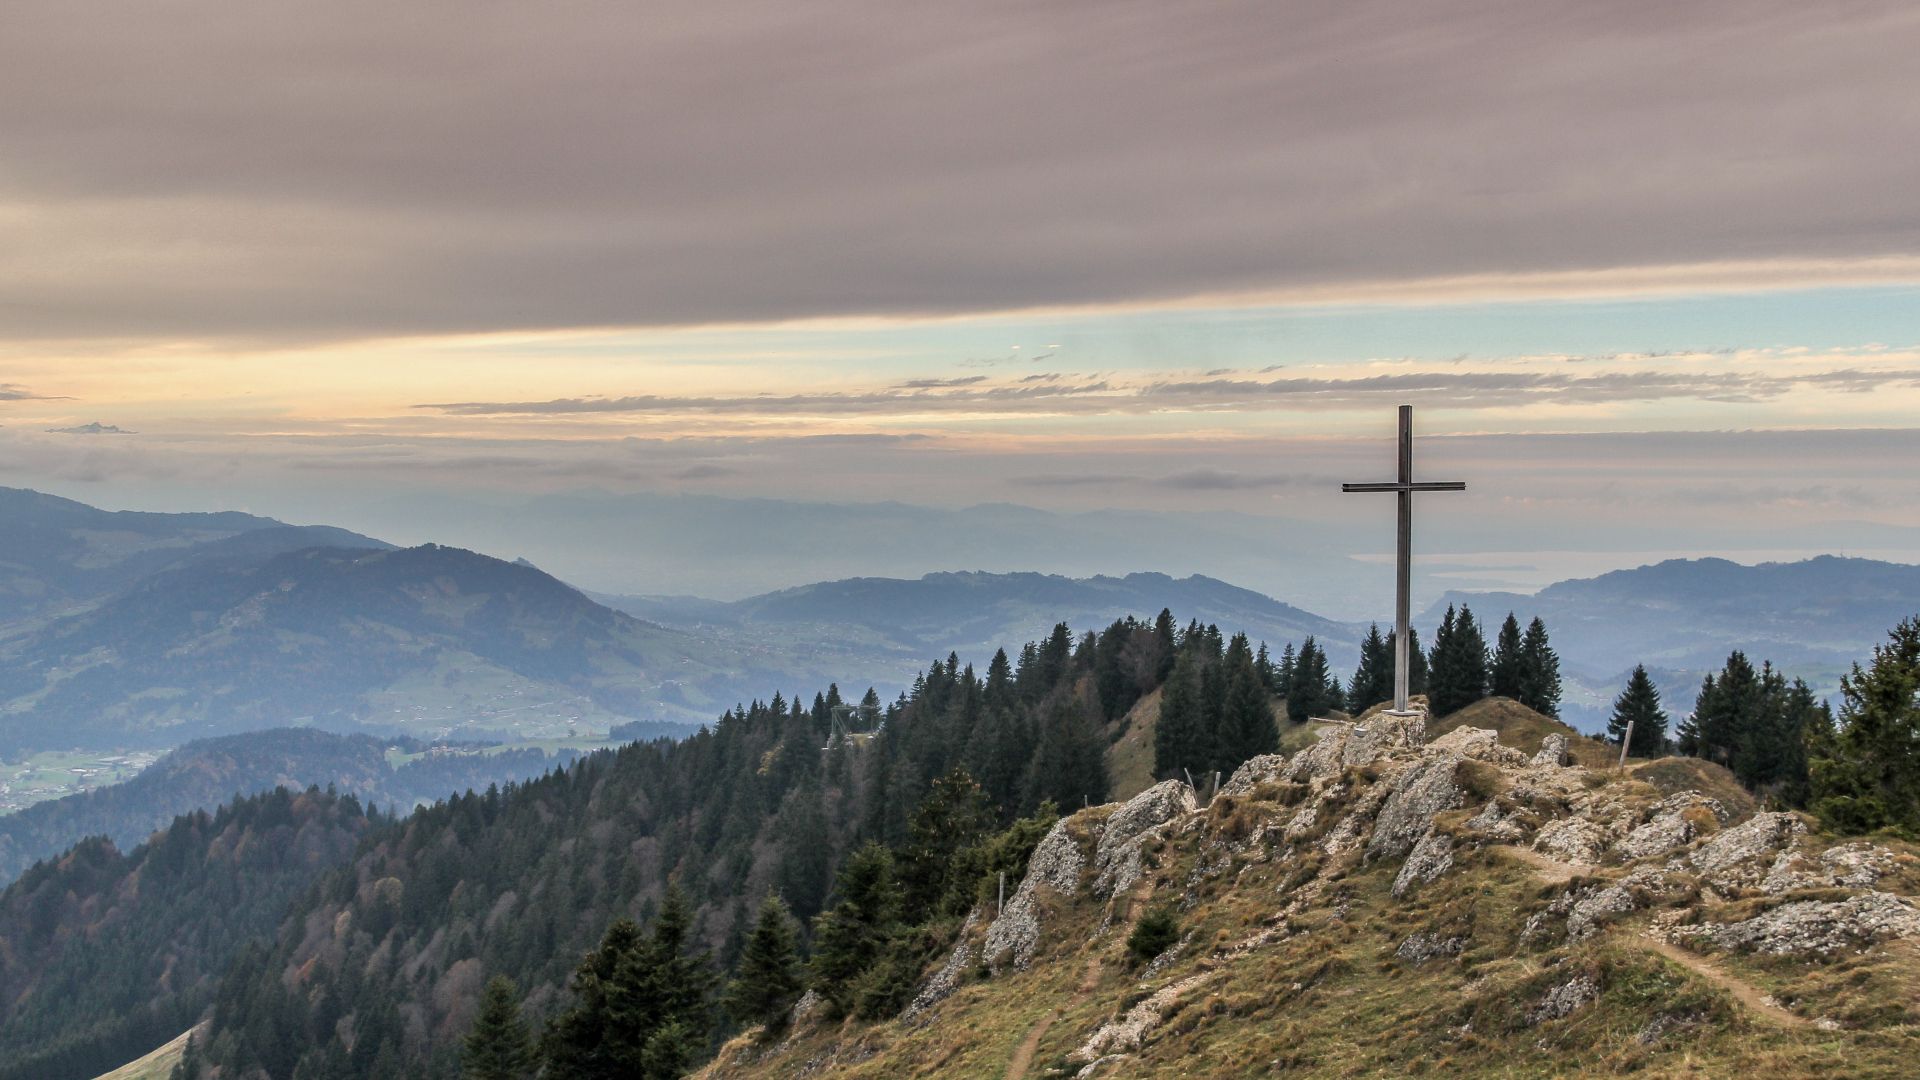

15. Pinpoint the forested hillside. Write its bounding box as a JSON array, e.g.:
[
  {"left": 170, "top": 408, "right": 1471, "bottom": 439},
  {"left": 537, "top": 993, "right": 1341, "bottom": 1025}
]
[
  {"left": 0, "top": 728, "right": 580, "bottom": 883},
  {"left": 0, "top": 787, "right": 378, "bottom": 1080},
  {"left": 180, "top": 614, "right": 1195, "bottom": 1078}
]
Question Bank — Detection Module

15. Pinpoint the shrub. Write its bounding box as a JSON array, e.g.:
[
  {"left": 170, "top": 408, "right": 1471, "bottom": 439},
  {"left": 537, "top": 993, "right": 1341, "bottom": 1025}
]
[{"left": 1127, "top": 905, "right": 1181, "bottom": 964}]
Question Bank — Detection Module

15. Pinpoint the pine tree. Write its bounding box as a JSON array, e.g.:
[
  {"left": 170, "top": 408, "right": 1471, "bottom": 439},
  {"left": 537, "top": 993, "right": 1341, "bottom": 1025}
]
[
  {"left": 544, "top": 886, "right": 712, "bottom": 1080},
  {"left": 1426, "top": 605, "right": 1489, "bottom": 717},
  {"left": 1606, "top": 665, "right": 1668, "bottom": 758},
  {"left": 1348, "top": 624, "right": 1393, "bottom": 713},
  {"left": 1286, "top": 637, "right": 1342, "bottom": 722},
  {"left": 1517, "top": 617, "right": 1562, "bottom": 717},
  {"left": 1273, "top": 642, "right": 1296, "bottom": 701},
  {"left": 463, "top": 976, "right": 536, "bottom": 1080},
  {"left": 1154, "top": 647, "right": 1203, "bottom": 780},
  {"left": 897, "top": 769, "right": 993, "bottom": 915},
  {"left": 725, "top": 895, "right": 803, "bottom": 1037},
  {"left": 1810, "top": 617, "right": 1920, "bottom": 834},
  {"left": 809, "top": 843, "right": 901, "bottom": 1019},
  {"left": 1218, "top": 634, "right": 1277, "bottom": 770},
  {"left": 1489, "top": 613, "right": 1525, "bottom": 699}
]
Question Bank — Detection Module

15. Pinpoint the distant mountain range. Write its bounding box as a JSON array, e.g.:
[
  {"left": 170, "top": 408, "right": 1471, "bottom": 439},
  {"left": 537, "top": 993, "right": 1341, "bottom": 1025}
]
[
  {"left": 1, "top": 486, "right": 1916, "bottom": 759},
  {"left": 597, "top": 570, "right": 1356, "bottom": 667}
]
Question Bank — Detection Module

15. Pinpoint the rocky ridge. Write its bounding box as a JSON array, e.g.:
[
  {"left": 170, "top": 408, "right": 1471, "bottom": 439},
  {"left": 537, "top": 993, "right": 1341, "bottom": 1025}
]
[{"left": 705, "top": 706, "right": 1920, "bottom": 1078}]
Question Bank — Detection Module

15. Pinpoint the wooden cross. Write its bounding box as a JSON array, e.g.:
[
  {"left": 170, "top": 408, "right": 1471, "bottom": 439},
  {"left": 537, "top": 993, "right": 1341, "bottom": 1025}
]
[{"left": 1341, "top": 405, "right": 1465, "bottom": 714}]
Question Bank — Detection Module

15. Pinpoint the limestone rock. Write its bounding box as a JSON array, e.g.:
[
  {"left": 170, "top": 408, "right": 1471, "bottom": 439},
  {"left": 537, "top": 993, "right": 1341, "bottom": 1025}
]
[
  {"left": 1069, "top": 972, "right": 1215, "bottom": 1062},
  {"left": 1531, "top": 733, "right": 1572, "bottom": 768},
  {"left": 1428, "top": 726, "right": 1526, "bottom": 766},
  {"left": 983, "top": 818, "right": 1084, "bottom": 971},
  {"left": 1534, "top": 816, "right": 1608, "bottom": 867},
  {"left": 1367, "top": 756, "right": 1465, "bottom": 858},
  {"left": 1616, "top": 793, "right": 1728, "bottom": 861},
  {"left": 1527, "top": 973, "right": 1600, "bottom": 1024},
  {"left": 1395, "top": 929, "right": 1465, "bottom": 963},
  {"left": 1461, "top": 799, "right": 1529, "bottom": 843},
  {"left": 902, "top": 912, "right": 978, "bottom": 1022},
  {"left": 1763, "top": 841, "right": 1902, "bottom": 896},
  {"left": 1092, "top": 780, "right": 1197, "bottom": 898},
  {"left": 1218, "top": 754, "right": 1287, "bottom": 798},
  {"left": 1686, "top": 812, "right": 1807, "bottom": 888},
  {"left": 1391, "top": 828, "right": 1455, "bottom": 898},
  {"left": 1676, "top": 892, "right": 1920, "bottom": 957}
]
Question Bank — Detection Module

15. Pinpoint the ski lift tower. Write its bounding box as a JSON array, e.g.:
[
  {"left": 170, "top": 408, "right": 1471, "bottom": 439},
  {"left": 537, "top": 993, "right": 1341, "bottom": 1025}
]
[{"left": 823, "top": 700, "right": 881, "bottom": 751}]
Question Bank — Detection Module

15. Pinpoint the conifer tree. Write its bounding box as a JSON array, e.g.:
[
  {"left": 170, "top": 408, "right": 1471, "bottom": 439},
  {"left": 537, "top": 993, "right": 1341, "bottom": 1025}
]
[
  {"left": 1218, "top": 634, "right": 1277, "bottom": 769},
  {"left": 898, "top": 768, "right": 993, "bottom": 914},
  {"left": 544, "top": 885, "right": 712, "bottom": 1080},
  {"left": 1426, "top": 605, "right": 1489, "bottom": 717},
  {"left": 1286, "top": 637, "right": 1342, "bottom": 722},
  {"left": 1517, "top": 617, "right": 1562, "bottom": 717},
  {"left": 809, "top": 843, "right": 901, "bottom": 1019},
  {"left": 1154, "top": 647, "right": 1204, "bottom": 779},
  {"left": 1348, "top": 624, "right": 1393, "bottom": 713},
  {"left": 1273, "top": 642, "right": 1296, "bottom": 701},
  {"left": 725, "top": 895, "right": 804, "bottom": 1037},
  {"left": 1810, "top": 617, "right": 1920, "bottom": 835},
  {"left": 1607, "top": 665, "right": 1668, "bottom": 758},
  {"left": 463, "top": 975, "right": 536, "bottom": 1080},
  {"left": 1490, "top": 613, "right": 1525, "bottom": 699}
]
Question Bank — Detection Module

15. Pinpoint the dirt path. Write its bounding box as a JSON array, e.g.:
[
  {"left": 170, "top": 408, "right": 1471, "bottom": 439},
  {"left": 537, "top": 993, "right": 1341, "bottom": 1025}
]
[
  {"left": 1004, "top": 875, "right": 1157, "bottom": 1079},
  {"left": 1494, "top": 843, "right": 1592, "bottom": 884},
  {"left": 1498, "top": 844, "right": 1808, "bottom": 1028},
  {"left": 1641, "top": 937, "right": 1808, "bottom": 1027}
]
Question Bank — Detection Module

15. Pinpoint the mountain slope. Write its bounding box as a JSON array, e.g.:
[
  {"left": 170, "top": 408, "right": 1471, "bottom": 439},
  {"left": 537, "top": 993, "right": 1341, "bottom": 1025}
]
[
  {"left": 0, "top": 727, "right": 582, "bottom": 884},
  {"left": 0, "top": 487, "right": 389, "bottom": 624},
  {"left": 705, "top": 709, "right": 1920, "bottom": 1078},
  {"left": 0, "top": 787, "right": 376, "bottom": 1080},
  {"left": 0, "top": 544, "right": 730, "bottom": 753}
]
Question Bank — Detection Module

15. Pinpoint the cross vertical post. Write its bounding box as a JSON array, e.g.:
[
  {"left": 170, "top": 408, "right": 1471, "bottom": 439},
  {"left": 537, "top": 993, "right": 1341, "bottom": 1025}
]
[{"left": 1342, "top": 405, "right": 1466, "bottom": 714}]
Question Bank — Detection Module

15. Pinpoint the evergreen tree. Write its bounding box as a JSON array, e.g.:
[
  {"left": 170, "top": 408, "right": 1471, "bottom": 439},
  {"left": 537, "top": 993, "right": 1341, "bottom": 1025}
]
[
  {"left": 1606, "top": 665, "right": 1668, "bottom": 758},
  {"left": 809, "top": 843, "right": 901, "bottom": 1019},
  {"left": 463, "top": 976, "right": 536, "bottom": 1080},
  {"left": 1154, "top": 647, "right": 1203, "bottom": 780},
  {"left": 1811, "top": 617, "right": 1920, "bottom": 835},
  {"left": 897, "top": 769, "right": 993, "bottom": 915},
  {"left": 1286, "top": 637, "right": 1341, "bottom": 723},
  {"left": 1426, "top": 605, "right": 1489, "bottom": 717},
  {"left": 543, "top": 885, "right": 712, "bottom": 1080},
  {"left": 724, "top": 895, "right": 803, "bottom": 1037},
  {"left": 1273, "top": 642, "right": 1296, "bottom": 701},
  {"left": 1489, "top": 613, "right": 1525, "bottom": 699},
  {"left": 1022, "top": 694, "right": 1108, "bottom": 812},
  {"left": 1678, "top": 652, "right": 1756, "bottom": 767},
  {"left": 1217, "top": 634, "right": 1277, "bottom": 769},
  {"left": 1517, "top": 617, "right": 1562, "bottom": 717},
  {"left": 1348, "top": 624, "right": 1393, "bottom": 713},
  {"left": 1678, "top": 652, "right": 1822, "bottom": 804}
]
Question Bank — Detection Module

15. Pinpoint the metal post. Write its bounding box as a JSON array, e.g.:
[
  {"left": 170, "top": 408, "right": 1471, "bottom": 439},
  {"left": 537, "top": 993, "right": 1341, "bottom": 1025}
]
[
  {"left": 1395, "top": 404, "right": 1412, "bottom": 713},
  {"left": 998, "top": 870, "right": 1006, "bottom": 915},
  {"left": 1618, "top": 720, "right": 1634, "bottom": 770}
]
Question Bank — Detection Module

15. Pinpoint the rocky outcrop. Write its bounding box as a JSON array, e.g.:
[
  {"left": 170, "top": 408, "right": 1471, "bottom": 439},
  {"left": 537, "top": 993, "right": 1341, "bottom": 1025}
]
[
  {"left": 902, "top": 912, "right": 979, "bottom": 1022},
  {"left": 1534, "top": 816, "right": 1609, "bottom": 867},
  {"left": 1396, "top": 929, "right": 1465, "bottom": 963},
  {"left": 1218, "top": 754, "right": 1287, "bottom": 798},
  {"left": 1528, "top": 974, "right": 1600, "bottom": 1023},
  {"left": 1068, "top": 972, "right": 1216, "bottom": 1064},
  {"left": 1685, "top": 812, "right": 1807, "bottom": 889},
  {"left": 1763, "top": 841, "right": 1903, "bottom": 895},
  {"left": 1616, "top": 793, "right": 1727, "bottom": 861},
  {"left": 1428, "top": 725, "right": 1526, "bottom": 766},
  {"left": 1092, "top": 781, "right": 1196, "bottom": 899},
  {"left": 1673, "top": 892, "right": 1920, "bottom": 957},
  {"left": 1391, "top": 828, "right": 1456, "bottom": 898},
  {"left": 1531, "top": 733, "right": 1572, "bottom": 768},
  {"left": 1367, "top": 756, "right": 1465, "bottom": 858},
  {"left": 982, "top": 818, "right": 1085, "bottom": 971}
]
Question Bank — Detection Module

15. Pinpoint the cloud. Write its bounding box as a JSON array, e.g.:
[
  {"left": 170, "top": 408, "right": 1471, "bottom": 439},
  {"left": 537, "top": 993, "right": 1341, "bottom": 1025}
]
[
  {"left": 415, "top": 360, "right": 1920, "bottom": 419},
  {"left": 671, "top": 463, "right": 738, "bottom": 480},
  {"left": 3, "top": 1, "right": 1918, "bottom": 341},
  {"left": 0, "top": 384, "right": 56, "bottom": 401},
  {"left": 47, "top": 421, "right": 135, "bottom": 435}
]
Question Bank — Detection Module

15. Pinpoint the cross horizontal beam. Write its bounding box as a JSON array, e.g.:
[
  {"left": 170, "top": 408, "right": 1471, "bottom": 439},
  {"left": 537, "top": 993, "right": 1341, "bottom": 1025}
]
[{"left": 1341, "top": 482, "right": 1467, "bottom": 493}]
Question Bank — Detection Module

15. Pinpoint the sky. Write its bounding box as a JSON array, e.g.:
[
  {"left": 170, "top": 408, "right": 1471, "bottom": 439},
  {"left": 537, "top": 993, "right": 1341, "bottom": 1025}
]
[{"left": 2, "top": 0, "right": 1919, "bottom": 615}]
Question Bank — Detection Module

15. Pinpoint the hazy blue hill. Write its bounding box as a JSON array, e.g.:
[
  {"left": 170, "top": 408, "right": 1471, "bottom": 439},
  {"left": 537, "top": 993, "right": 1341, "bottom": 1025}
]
[
  {"left": 1426, "top": 555, "right": 1920, "bottom": 727},
  {"left": 603, "top": 569, "right": 1357, "bottom": 663},
  {"left": 0, "top": 487, "right": 388, "bottom": 623},
  {"left": 0, "top": 543, "right": 734, "bottom": 754},
  {"left": 0, "top": 726, "right": 583, "bottom": 884}
]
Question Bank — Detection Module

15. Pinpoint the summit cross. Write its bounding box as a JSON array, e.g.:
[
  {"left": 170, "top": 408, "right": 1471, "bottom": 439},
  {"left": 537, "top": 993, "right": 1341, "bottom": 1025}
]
[{"left": 1341, "top": 404, "right": 1465, "bottom": 715}]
